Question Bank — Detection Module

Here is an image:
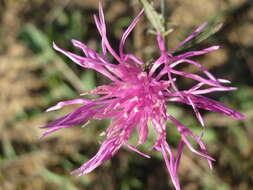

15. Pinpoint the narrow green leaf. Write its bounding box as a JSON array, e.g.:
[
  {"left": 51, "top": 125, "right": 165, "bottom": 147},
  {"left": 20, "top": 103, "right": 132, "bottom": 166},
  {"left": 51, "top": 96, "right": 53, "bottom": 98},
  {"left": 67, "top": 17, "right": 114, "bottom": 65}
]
[
  {"left": 81, "top": 70, "right": 96, "bottom": 92},
  {"left": 174, "top": 12, "right": 224, "bottom": 54},
  {"left": 2, "top": 137, "right": 16, "bottom": 159},
  {"left": 40, "top": 168, "right": 79, "bottom": 190},
  {"left": 139, "top": 0, "right": 165, "bottom": 33}
]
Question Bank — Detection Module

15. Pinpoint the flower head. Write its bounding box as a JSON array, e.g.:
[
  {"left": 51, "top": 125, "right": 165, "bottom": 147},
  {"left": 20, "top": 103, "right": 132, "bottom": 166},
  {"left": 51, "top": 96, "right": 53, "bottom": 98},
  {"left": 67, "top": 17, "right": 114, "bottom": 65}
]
[{"left": 41, "top": 5, "right": 244, "bottom": 190}]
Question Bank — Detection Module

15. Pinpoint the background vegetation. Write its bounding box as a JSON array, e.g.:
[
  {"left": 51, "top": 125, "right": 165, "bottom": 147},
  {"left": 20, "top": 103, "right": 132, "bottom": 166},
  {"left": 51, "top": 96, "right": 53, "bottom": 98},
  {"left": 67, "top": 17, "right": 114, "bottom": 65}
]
[{"left": 0, "top": 0, "right": 252, "bottom": 190}]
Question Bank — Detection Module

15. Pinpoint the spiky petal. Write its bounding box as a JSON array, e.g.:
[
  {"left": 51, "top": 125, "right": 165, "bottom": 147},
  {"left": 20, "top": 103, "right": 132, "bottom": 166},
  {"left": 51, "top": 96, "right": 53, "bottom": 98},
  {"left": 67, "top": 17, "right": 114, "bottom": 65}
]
[{"left": 41, "top": 5, "right": 244, "bottom": 190}]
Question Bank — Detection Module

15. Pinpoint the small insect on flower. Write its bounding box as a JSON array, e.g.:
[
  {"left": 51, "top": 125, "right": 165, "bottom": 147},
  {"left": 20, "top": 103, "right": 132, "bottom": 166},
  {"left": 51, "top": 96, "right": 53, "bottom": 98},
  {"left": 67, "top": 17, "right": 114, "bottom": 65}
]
[{"left": 40, "top": 4, "right": 244, "bottom": 190}]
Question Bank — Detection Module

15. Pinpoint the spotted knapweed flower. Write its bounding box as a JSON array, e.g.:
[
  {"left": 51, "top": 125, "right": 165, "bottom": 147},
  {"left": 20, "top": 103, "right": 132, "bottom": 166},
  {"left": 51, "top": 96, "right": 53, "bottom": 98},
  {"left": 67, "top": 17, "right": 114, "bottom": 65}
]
[{"left": 41, "top": 5, "right": 244, "bottom": 190}]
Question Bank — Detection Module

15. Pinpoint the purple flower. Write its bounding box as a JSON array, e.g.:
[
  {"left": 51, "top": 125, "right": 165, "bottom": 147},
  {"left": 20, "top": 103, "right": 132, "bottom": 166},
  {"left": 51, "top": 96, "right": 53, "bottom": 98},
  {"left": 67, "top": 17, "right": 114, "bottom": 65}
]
[{"left": 41, "top": 5, "right": 244, "bottom": 190}]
